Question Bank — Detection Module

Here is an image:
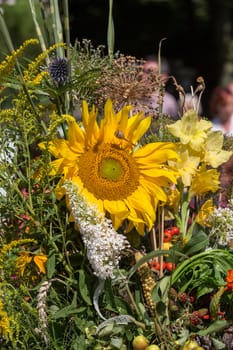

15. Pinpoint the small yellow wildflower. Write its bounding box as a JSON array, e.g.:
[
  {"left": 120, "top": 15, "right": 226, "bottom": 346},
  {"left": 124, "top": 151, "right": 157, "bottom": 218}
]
[
  {"left": 0, "top": 239, "right": 36, "bottom": 267},
  {"left": 195, "top": 199, "right": 216, "bottom": 227},
  {"left": 15, "top": 252, "right": 32, "bottom": 277},
  {"left": 33, "top": 254, "right": 48, "bottom": 274},
  {"left": 16, "top": 251, "right": 47, "bottom": 276}
]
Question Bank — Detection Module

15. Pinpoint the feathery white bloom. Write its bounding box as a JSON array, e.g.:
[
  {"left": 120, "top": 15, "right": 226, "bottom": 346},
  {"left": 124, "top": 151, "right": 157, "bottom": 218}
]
[{"left": 64, "top": 181, "right": 130, "bottom": 279}]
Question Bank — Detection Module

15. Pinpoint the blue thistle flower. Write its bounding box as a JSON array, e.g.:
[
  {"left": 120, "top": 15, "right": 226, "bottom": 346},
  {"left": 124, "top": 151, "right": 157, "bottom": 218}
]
[{"left": 48, "top": 57, "right": 68, "bottom": 85}]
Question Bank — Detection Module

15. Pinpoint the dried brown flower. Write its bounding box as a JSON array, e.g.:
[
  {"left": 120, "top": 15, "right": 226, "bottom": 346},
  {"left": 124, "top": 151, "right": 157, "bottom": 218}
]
[{"left": 95, "top": 54, "right": 160, "bottom": 117}]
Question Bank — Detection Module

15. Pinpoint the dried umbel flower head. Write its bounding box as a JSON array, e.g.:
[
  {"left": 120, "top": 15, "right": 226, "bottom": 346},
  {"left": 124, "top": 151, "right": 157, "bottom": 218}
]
[{"left": 95, "top": 54, "right": 160, "bottom": 117}]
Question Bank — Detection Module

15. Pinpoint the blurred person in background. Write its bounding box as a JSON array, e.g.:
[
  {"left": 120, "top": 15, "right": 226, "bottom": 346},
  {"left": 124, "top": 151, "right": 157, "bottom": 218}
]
[
  {"left": 209, "top": 84, "right": 233, "bottom": 206},
  {"left": 143, "top": 55, "right": 179, "bottom": 120},
  {"left": 209, "top": 85, "right": 233, "bottom": 136}
]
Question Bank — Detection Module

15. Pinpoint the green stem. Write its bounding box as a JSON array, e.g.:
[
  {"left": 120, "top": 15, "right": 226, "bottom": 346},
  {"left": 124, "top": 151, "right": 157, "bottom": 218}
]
[
  {"left": 51, "top": 0, "right": 64, "bottom": 57},
  {"left": 28, "top": 0, "right": 49, "bottom": 63},
  {"left": 107, "top": 0, "right": 115, "bottom": 60},
  {"left": 125, "top": 279, "right": 142, "bottom": 320},
  {"left": 62, "top": 0, "right": 72, "bottom": 114}
]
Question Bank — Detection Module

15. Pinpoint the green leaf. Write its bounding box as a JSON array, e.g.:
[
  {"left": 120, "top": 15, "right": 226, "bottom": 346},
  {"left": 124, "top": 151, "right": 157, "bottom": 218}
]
[
  {"left": 98, "top": 323, "right": 114, "bottom": 337},
  {"left": 151, "top": 276, "right": 170, "bottom": 303},
  {"left": 197, "top": 320, "right": 229, "bottom": 336},
  {"left": 128, "top": 250, "right": 186, "bottom": 280},
  {"left": 47, "top": 250, "right": 56, "bottom": 279},
  {"left": 211, "top": 337, "right": 226, "bottom": 349},
  {"left": 52, "top": 292, "right": 78, "bottom": 319},
  {"left": 114, "top": 296, "right": 131, "bottom": 315},
  {"left": 107, "top": 0, "right": 115, "bottom": 57},
  {"left": 183, "top": 230, "right": 209, "bottom": 255},
  {"left": 156, "top": 301, "right": 166, "bottom": 315},
  {"left": 111, "top": 337, "right": 124, "bottom": 349},
  {"left": 78, "top": 269, "right": 92, "bottom": 305}
]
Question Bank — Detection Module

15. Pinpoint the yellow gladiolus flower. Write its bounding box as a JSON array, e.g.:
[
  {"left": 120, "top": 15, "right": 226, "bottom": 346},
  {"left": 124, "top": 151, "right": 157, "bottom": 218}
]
[
  {"left": 203, "top": 130, "right": 233, "bottom": 168},
  {"left": 40, "top": 99, "right": 178, "bottom": 235},
  {"left": 195, "top": 199, "right": 216, "bottom": 227},
  {"left": 167, "top": 109, "right": 212, "bottom": 152},
  {"left": 190, "top": 165, "right": 220, "bottom": 197},
  {"left": 169, "top": 145, "right": 200, "bottom": 187}
]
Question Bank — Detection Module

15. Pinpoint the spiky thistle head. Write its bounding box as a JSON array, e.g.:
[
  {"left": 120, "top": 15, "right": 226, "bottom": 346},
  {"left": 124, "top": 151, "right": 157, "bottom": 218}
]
[{"left": 48, "top": 57, "right": 68, "bottom": 85}]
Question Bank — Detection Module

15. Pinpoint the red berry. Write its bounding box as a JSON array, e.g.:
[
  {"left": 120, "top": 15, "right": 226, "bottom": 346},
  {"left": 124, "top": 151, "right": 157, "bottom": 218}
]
[
  {"left": 171, "top": 226, "right": 180, "bottom": 236},
  {"left": 162, "top": 261, "right": 167, "bottom": 270},
  {"left": 164, "top": 228, "right": 173, "bottom": 235},
  {"left": 149, "top": 261, "right": 157, "bottom": 269},
  {"left": 178, "top": 292, "right": 189, "bottom": 303},
  {"left": 163, "top": 231, "right": 172, "bottom": 242},
  {"left": 166, "top": 262, "right": 176, "bottom": 272},
  {"left": 149, "top": 261, "right": 160, "bottom": 271},
  {"left": 202, "top": 314, "right": 210, "bottom": 320},
  {"left": 189, "top": 296, "right": 195, "bottom": 303}
]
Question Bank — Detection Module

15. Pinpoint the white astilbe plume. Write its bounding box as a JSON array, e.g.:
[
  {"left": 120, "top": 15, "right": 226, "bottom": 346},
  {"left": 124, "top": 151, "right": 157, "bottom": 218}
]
[{"left": 64, "top": 181, "right": 130, "bottom": 279}]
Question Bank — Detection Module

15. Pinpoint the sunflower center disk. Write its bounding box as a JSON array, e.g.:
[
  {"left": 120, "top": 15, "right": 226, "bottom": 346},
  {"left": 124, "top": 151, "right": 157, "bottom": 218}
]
[
  {"left": 99, "top": 158, "right": 124, "bottom": 181},
  {"left": 78, "top": 144, "right": 140, "bottom": 200}
]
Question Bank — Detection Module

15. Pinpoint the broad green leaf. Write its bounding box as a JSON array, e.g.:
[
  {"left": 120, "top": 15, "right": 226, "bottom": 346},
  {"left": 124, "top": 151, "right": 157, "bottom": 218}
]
[
  {"left": 183, "top": 230, "right": 209, "bottom": 255},
  {"left": 111, "top": 337, "right": 124, "bottom": 349},
  {"left": 78, "top": 269, "right": 92, "bottom": 305},
  {"left": 197, "top": 320, "right": 229, "bottom": 336},
  {"left": 52, "top": 292, "right": 78, "bottom": 319},
  {"left": 211, "top": 337, "right": 226, "bottom": 349},
  {"left": 47, "top": 250, "right": 56, "bottom": 279}
]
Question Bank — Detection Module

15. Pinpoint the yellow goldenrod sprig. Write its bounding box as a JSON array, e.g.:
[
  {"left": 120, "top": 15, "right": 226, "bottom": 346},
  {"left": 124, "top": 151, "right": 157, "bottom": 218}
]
[
  {"left": 23, "top": 42, "right": 66, "bottom": 82},
  {"left": 0, "top": 299, "right": 13, "bottom": 341},
  {"left": 0, "top": 39, "right": 39, "bottom": 79}
]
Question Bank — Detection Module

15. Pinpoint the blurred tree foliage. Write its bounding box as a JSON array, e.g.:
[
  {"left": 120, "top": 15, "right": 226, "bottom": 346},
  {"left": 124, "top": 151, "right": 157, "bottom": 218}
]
[{"left": 0, "top": 0, "right": 37, "bottom": 59}]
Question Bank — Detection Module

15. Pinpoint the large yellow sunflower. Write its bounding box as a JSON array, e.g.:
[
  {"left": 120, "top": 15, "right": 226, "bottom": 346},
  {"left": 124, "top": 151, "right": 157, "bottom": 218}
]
[{"left": 40, "top": 99, "right": 178, "bottom": 235}]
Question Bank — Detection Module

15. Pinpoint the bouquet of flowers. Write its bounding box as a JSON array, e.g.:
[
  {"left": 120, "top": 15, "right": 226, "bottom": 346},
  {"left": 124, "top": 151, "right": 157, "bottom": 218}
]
[{"left": 0, "top": 1, "right": 233, "bottom": 349}]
